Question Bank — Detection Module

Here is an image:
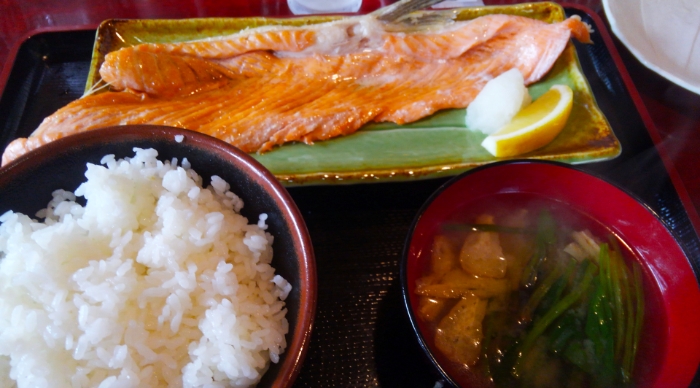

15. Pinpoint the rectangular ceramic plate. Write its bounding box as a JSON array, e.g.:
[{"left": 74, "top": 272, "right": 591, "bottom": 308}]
[{"left": 86, "top": 2, "right": 620, "bottom": 185}]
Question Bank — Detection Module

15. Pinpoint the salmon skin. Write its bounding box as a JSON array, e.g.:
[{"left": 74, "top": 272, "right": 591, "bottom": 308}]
[{"left": 1, "top": 11, "right": 591, "bottom": 165}]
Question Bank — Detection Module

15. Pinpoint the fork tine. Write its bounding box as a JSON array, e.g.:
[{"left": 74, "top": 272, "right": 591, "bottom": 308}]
[{"left": 374, "top": 0, "right": 447, "bottom": 22}]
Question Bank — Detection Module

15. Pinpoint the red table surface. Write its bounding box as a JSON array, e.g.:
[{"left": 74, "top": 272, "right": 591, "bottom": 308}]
[{"left": 1, "top": 0, "right": 699, "bottom": 236}]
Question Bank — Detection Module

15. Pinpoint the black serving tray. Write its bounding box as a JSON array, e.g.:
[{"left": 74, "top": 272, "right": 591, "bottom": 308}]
[{"left": 1, "top": 7, "right": 699, "bottom": 387}]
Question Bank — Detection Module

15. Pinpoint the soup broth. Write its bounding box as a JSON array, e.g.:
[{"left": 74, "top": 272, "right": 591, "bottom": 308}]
[{"left": 412, "top": 193, "right": 665, "bottom": 388}]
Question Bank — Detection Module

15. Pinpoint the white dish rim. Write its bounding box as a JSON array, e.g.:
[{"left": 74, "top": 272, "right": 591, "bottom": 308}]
[{"left": 602, "top": 0, "right": 700, "bottom": 95}]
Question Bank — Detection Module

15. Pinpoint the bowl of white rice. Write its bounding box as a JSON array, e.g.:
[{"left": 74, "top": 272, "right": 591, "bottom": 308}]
[{"left": 0, "top": 125, "right": 316, "bottom": 388}]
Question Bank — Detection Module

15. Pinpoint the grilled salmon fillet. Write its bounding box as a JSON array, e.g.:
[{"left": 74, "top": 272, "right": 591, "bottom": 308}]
[{"left": 1, "top": 13, "right": 591, "bottom": 165}]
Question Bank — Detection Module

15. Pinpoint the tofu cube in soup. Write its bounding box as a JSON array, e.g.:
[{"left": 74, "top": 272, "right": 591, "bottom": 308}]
[
  {"left": 435, "top": 295, "right": 488, "bottom": 366},
  {"left": 459, "top": 214, "right": 507, "bottom": 278}
]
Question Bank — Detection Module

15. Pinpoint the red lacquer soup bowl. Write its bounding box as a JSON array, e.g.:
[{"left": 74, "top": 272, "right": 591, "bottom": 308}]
[{"left": 401, "top": 160, "right": 700, "bottom": 387}]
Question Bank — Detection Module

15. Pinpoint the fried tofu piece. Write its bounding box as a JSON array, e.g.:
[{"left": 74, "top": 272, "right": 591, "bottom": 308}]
[
  {"left": 459, "top": 214, "right": 507, "bottom": 279},
  {"left": 416, "top": 269, "right": 510, "bottom": 299},
  {"left": 417, "top": 296, "right": 448, "bottom": 322},
  {"left": 435, "top": 295, "right": 488, "bottom": 366},
  {"left": 431, "top": 235, "right": 458, "bottom": 279}
]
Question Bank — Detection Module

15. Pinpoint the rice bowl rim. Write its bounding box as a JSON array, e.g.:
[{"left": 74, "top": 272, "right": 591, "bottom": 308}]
[{"left": 0, "top": 124, "right": 317, "bottom": 388}]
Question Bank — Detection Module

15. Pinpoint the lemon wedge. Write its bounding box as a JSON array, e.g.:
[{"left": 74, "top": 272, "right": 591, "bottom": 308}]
[{"left": 481, "top": 84, "right": 573, "bottom": 157}]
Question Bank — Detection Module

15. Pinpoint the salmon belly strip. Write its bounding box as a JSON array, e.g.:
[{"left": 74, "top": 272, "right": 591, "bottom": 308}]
[{"left": 1, "top": 14, "right": 591, "bottom": 165}]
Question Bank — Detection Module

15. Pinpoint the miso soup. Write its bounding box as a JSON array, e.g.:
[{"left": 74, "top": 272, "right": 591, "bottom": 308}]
[{"left": 412, "top": 194, "right": 664, "bottom": 388}]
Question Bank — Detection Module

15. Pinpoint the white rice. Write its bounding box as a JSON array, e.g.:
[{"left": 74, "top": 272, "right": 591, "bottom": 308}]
[{"left": 0, "top": 148, "right": 291, "bottom": 388}]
